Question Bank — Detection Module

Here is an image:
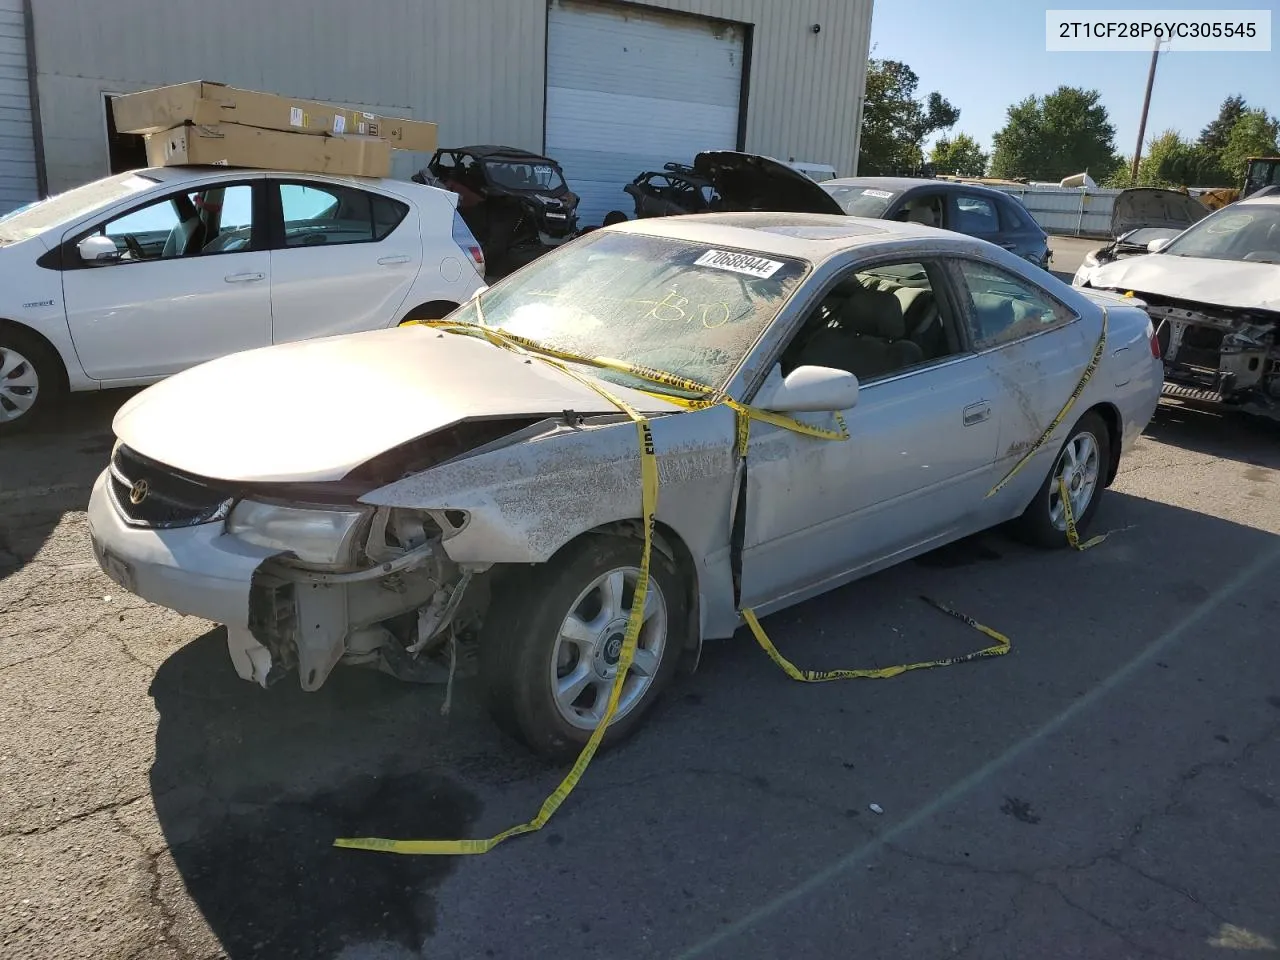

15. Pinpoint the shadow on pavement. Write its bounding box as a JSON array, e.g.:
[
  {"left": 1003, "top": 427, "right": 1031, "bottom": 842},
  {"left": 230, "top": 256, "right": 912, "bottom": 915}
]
[
  {"left": 148, "top": 488, "right": 1280, "bottom": 958},
  {"left": 0, "top": 389, "right": 137, "bottom": 585},
  {"left": 1145, "top": 397, "right": 1280, "bottom": 467}
]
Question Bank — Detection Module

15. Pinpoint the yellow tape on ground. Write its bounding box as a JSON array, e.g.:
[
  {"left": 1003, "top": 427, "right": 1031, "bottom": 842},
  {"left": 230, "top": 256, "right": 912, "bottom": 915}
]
[
  {"left": 742, "top": 598, "right": 1010, "bottom": 682},
  {"left": 1058, "top": 476, "right": 1108, "bottom": 551},
  {"left": 985, "top": 308, "right": 1109, "bottom": 499}
]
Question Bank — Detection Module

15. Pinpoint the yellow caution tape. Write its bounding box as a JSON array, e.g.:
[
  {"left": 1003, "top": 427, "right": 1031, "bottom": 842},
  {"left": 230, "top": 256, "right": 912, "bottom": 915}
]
[
  {"left": 345, "top": 304, "right": 1114, "bottom": 856},
  {"left": 1058, "top": 475, "right": 1108, "bottom": 551},
  {"left": 985, "top": 308, "right": 1108, "bottom": 499},
  {"left": 744, "top": 599, "right": 1009, "bottom": 681}
]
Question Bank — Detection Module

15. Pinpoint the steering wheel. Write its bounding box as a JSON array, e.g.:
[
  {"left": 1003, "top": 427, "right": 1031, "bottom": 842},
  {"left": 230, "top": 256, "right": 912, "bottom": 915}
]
[{"left": 122, "top": 234, "right": 145, "bottom": 260}]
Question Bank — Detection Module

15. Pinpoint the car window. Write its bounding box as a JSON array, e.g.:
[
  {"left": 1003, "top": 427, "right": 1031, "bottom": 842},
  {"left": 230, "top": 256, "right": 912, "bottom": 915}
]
[
  {"left": 0, "top": 173, "right": 159, "bottom": 245},
  {"left": 954, "top": 259, "right": 1075, "bottom": 348},
  {"left": 998, "top": 198, "right": 1030, "bottom": 231},
  {"left": 822, "top": 184, "right": 901, "bottom": 218},
  {"left": 780, "top": 260, "right": 964, "bottom": 383},
  {"left": 953, "top": 195, "right": 1000, "bottom": 234},
  {"left": 278, "top": 183, "right": 407, "bottom": 247},
  {"left": 1161, "top": 204, "right": 1280, "bottom": 264},
  {"left": 94, "top": 183, "right": 255, "bottom": 262},
  {"left": 484, "top": 159, "right": 566, "bottom": 191}
]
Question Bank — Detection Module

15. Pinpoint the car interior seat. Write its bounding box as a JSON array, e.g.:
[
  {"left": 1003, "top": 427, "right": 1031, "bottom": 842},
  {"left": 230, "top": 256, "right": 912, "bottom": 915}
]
[
  {"left": 906, "top": 205, "right": 937, "bottom": 227},
  {"left": 795, "top": 285, "right": 923, "bottom": 380}
]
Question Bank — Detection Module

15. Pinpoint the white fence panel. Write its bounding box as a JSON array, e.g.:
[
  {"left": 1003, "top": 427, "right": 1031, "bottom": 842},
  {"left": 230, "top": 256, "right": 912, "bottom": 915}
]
[{"left": 982, "top": 185, "right": 1121, "bottom": 237}]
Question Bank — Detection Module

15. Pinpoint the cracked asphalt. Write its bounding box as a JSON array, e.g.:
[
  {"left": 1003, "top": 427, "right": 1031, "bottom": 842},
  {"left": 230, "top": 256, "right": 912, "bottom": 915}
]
[{"left": 3, "top": 366, "right": 1280, "bottom": 958}]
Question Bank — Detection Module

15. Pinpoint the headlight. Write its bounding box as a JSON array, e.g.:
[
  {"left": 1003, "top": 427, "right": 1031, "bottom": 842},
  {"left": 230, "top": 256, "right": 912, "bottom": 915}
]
[
  {"left": 227, "top": 500, "right": 369, "bottom": 569},
  {"left": 1083, "top": 251, "right": 1098, "bottom": 267}
]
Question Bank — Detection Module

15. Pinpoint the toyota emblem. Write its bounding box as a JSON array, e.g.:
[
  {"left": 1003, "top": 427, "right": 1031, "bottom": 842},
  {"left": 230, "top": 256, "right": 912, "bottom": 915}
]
[{"left": 129, "top": 479, "right": 149, "bottom": 505}]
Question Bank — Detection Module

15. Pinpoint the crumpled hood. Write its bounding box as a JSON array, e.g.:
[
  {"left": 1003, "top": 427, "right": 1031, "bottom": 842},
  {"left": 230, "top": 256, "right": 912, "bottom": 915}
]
[
  {"left": 1110, "top": 188, "right": 1208, "bottom": 237},
  {"left": 1089, "top": 254, "right": 1280, "bottom": 312},
  {"left": 113, "top": 326, "right": 678, "bottom": 483}
]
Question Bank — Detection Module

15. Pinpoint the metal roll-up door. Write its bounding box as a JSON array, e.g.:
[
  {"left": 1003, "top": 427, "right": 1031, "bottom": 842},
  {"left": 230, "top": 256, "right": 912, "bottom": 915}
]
[
  {"left": 0, "top": 0, "right": 37, "bottom": 215},
  {"left": 545, "top": 0, "right": 745, "bottom": 227}
]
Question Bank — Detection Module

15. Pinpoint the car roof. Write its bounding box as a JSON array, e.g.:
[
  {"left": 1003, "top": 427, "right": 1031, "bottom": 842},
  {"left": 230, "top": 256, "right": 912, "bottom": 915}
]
[
  {"left": 826, "top": 176, "right": 1012, "bottom": 200},
  {"left": 606, "top": 211, "right": 964, "bottom": 260},
  {"left": 1236, "top": 193, "right": 1280, "bottom": 207},
  {"left": 131, "top": 166, "right": 455, "bottom": 207}
]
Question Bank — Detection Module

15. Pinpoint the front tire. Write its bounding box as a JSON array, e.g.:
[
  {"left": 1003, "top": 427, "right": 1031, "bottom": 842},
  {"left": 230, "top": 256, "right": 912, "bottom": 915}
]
[
  {"left": 1009, "top": 411, "right": 1109, "bottom": 548},
  {"left": 0, "top": 328, "right": 63, "bottom": 435},
  {"left": 481, "top": 535, "right": 687, "bottom": 761}
]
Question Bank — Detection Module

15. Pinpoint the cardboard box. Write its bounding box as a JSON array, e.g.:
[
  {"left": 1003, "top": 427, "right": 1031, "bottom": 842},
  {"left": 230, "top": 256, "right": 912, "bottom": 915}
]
[
  {"left": 113, "top": 81, "right": 437, "bottom": 152},
  {"left": 145, "top": 124, "right": 393, "bottom": 178}
]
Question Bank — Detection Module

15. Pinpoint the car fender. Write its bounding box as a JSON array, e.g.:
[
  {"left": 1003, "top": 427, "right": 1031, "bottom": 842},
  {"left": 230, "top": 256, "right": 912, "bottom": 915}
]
[
  {"left": 359, "top": 403, "right": 741, "bottom": 628},
  {"left": 0, "top": 239, "right": 92, "bottom": 390}
]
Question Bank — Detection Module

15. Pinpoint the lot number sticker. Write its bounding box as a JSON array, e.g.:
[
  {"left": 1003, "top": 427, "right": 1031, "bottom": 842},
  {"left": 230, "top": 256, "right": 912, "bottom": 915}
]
[
  {"left": 695, "top": 249, "right": 784, "bottom": 279},
  {"left": 862, "top": 188, "right": 894, "bottom": 199}
]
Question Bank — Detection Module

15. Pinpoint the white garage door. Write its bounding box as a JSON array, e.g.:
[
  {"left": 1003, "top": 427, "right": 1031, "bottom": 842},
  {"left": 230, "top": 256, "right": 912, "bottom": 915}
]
[
  {"left": 545, "top": 0, "right": 744, "bottom": 228},
  {"left": 0, "top": 0, "right": 37, "bottom": 215}
]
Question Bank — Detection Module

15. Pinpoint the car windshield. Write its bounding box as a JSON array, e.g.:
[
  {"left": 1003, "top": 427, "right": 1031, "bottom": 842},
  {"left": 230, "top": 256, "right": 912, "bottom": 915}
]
[
  {"left": 0, "top": 173, "right": 159, "bottom": 244},
  {"left": 1161, "top": 204, "right": 1280, "bottom": 264},
  {"left": 1118, "top": 227, "right": 1183, "bottom": 248},
  {"left": 453, "top": 230, "right": 809, "bottom": 393},
  {"left": 821, "top": 183, "right": 901, "bottom": 218},
  {"left": 484, "top": 159, "right": 567, "bottom": 192}
]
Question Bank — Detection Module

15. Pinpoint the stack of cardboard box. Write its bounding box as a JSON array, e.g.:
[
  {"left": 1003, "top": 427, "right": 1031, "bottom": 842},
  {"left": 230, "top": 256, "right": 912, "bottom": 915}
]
[{"left": 110, "top": 81, "right": 438, "bottom": 178}]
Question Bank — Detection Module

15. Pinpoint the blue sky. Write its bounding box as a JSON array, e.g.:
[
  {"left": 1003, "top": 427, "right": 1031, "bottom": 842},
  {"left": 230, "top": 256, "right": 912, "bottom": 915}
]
[{"left": 868, "top": 0, "right": 1279, "bottom": 162}]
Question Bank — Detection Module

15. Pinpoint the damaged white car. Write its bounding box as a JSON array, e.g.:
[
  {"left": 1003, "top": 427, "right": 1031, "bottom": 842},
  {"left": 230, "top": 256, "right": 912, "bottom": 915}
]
[
  {"left": 88, "top": 213, "right": 1163, "bottom": 758},
  {"left": 1072, "top": 187, "right": 1209, "bottom": 287},
  {"left": 1078, "top": 193, "right": 1280, "bottom": 418}
]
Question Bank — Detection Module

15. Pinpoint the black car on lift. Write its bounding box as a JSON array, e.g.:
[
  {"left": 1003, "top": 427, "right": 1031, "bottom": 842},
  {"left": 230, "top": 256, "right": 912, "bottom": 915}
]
[
  {"left": 416, "top": 145, "right": 580, "bottom": 275},
  {"left": 624, "top": 162, "right": 720, "bottom": 218}
]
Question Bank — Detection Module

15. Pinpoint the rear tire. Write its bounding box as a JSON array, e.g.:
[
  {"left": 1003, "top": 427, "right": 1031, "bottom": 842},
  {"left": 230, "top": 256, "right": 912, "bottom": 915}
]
[
  {"left": 1009, "top": 411, "right": 1109, "bottom": 549},
  {"left": 481, "top": 535, "right": 686, "bottom": 761},
  {"left": 0, "top": 327, "right": 64, "bottom": 436}
]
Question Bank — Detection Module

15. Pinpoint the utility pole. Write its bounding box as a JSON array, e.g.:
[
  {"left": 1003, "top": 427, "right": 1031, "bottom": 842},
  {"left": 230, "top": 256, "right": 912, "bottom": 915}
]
[{"left": 1130, "top": 40, "right": 1164, "bottom": 181}]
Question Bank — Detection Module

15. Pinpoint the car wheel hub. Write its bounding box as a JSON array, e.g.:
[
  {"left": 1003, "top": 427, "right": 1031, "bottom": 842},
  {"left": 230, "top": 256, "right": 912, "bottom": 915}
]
[
  {"left": 0, "top": 347, "right": 39, "bottom": 422},
  {"left": 1050, "top": 431, "right": 1100, "bottom": 531},
  {"left": 551, "top": 566, "right": 668, "bottom": 730}
]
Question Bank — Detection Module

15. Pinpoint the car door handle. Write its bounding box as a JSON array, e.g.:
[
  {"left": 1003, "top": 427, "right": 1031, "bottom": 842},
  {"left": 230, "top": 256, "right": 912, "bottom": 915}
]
[
  {"left": 224, "top": 271, "right": 265, "bottom": 283},
  {"left": 963, "top": 401, "right": 991, "bottom": 426},
  {"left": 377, "top": 255, "right": 411, "bottom": 265}
]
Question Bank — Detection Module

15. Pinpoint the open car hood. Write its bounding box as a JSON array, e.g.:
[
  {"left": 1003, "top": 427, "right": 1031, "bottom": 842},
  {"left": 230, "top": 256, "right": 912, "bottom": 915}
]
[
  {"left": 694, "top": 151, "right": 845, "bottom": 216},
  {"left": 1110, "top": 188, "right": 1208, "bottom": 238},
  {"left": 112, "top": 326, "right": 678, "bottom": 484}
]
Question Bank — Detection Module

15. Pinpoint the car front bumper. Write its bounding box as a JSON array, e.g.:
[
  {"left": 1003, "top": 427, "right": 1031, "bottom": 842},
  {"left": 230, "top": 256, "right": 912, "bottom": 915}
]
[{"left": 86, "top": 469, "right": 280, "bottom": 682}]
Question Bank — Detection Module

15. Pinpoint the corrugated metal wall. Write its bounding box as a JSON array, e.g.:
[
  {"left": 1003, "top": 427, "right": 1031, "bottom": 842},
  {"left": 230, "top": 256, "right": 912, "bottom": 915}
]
[
  {"left": 986, "top": 185, "right": 1123, "bottom": 237},
  {"left": 29, "top": 0, "right": 870, "bottom": 195}
]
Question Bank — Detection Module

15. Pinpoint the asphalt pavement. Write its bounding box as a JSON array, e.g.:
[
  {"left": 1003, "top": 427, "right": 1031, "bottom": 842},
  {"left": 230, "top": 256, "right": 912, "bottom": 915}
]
[{"left": 3, "top": 298, "right": 1279, "bottom": 958}]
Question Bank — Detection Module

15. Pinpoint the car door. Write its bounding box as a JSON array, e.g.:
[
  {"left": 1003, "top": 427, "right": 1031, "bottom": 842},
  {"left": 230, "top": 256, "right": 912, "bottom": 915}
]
[
  {"left": 994, "top": 195, "right": 1048, "bottom": 265},
  {"left": 60, "top": 180, "right": 270, "bottom": 382},
  {"left": 947, "top": 191, "right": 1004, "bottom": 247},
  {"left": 267, "top": 179, "right": 421, "bottom": 344},
  {"left": 738, "top": 257, "right": 1007, "bottom": 610},
  {"left": 946, "top": 256, "right": 1092, "bottom": 492}
]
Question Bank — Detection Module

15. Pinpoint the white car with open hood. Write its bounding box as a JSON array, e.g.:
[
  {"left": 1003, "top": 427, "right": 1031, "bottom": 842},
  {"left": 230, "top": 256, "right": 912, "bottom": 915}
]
[
  {"left": 0, "top": 166, "right": 486, "bottom": 433},
  {"left": 1077, "top": 193, "right": 1280, "bottom": 418},
  {"left": 88, "top": 213, "right": 1163, "bottom": 758}
]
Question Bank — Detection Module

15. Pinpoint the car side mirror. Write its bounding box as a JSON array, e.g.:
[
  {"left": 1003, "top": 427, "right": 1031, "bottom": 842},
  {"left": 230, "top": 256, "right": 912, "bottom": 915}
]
[
  {"left": 77, "top": 235, "right": 122, "bottom": 264},
  {"left": 1147, "top": 237, "right": 1171, "bottom": 254},
  {"left": 757, "top": 364, "right": 859, "bottom": 413}
]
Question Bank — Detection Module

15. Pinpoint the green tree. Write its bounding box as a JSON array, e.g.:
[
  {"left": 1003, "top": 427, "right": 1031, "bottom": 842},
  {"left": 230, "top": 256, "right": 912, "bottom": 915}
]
[
  {"left": 929, "top": 132, "right": 988, "bottom": 176},
  {"left": 1136, "top": 129, "right": 1188, "bottom": 186},
  {"left": 859, "top": 59, "right": 960, "bottom": 175},
  {"left": 1198, "top": 94, "right": 1247, "bottom": 152},
  {"left": 989, "top": 87, "right": 1120, "bottom": 182},
  {"left": 1219, "top": 108, "right": 1280, "bottom": 182}
]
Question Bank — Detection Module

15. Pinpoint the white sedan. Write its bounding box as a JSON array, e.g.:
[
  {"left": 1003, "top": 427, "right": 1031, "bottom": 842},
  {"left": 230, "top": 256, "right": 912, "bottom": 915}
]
[
  {"left": 0, "top": 167, "right": 487, "bottom": 433},
  {"left": 88, "top": 213, "right": 1163, "bottom": 758}
]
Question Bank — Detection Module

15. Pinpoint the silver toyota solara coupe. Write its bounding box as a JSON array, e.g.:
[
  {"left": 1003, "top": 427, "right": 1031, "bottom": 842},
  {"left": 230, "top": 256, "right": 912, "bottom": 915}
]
[{"left": 88, "top": 212, "right": 1163, "bottom": 758}]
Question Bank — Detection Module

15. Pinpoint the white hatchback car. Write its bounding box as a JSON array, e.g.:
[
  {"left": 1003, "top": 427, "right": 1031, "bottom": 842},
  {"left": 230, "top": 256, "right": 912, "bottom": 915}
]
[{"left": 0, "top": 166, "right": 487, "bottom": 433}]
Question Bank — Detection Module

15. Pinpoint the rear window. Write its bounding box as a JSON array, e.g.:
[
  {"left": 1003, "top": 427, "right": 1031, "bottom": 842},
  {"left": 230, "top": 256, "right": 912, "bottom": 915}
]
[
  {"left": 822, "top": 184, "right": 900, "bottom": 218},
  {"left": 998, "top": 198, "right": 1030, "bottom": 230}
]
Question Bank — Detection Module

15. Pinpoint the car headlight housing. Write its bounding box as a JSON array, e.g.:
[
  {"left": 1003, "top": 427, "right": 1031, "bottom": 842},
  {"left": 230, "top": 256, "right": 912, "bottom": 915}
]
[
  {"left": 1082, "top": 251, "right": 1098, "bottom": 267},
  {"left": 226, "top": 500, "right": 370, "bottom": 570}
]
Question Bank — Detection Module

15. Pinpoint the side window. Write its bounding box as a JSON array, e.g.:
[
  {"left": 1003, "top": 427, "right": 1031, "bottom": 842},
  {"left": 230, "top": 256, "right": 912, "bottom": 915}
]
[
  {"left": 98, "top": 183, "right": 254, "bottom": 261},
  {"left": 952, "top": 194, "right": 999, "bottom": 235},
  {"left": 278, "top": 183, "right": 404, "bottom": 247},
  {"left": 780, "top": 260, "right": 963, "bottom": 383},
  {"left": 998, "top": 198, "right": 1029, "bottom": 231},
  {"left": 898, "top": 193, "right": 943, "bottom": 228},
  {"left": 954, "top": 259, "right": 1075, "bottom": 349}
]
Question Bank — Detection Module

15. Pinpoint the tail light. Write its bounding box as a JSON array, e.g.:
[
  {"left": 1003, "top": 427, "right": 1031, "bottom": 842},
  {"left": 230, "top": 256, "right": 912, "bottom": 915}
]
[
  {"left": 451, "top": 210, "right": 485, "bottom": 276},
  {"left": 1147, "top": 319, "right": 1162, "bottom": 359}
]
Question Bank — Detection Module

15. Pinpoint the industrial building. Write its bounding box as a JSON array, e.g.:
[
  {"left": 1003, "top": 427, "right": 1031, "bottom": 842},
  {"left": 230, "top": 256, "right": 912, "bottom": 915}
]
[{"left": 1, "top": 0, "right": 871, "bottom": 223}]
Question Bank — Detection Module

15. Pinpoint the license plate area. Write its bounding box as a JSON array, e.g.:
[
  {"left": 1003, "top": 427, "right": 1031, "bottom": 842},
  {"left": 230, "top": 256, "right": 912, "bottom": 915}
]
[{"left": 93, "top": 538, "right": 136, "bottom": 593}]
